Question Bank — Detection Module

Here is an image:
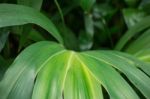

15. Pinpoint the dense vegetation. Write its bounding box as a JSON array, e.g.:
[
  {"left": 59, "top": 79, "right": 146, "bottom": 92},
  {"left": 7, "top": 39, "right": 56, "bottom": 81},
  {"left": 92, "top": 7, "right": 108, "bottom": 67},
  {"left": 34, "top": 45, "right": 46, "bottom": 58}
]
[{"left": 0, "top": 0, "right": 150, "bottom": 99}]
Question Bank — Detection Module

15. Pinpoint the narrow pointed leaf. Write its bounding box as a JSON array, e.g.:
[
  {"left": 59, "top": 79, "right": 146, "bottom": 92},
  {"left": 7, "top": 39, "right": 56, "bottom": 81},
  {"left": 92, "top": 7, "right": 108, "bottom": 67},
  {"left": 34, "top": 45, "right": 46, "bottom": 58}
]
[{"left": 115, "top": 16, "right": 150, "bottom": 50}]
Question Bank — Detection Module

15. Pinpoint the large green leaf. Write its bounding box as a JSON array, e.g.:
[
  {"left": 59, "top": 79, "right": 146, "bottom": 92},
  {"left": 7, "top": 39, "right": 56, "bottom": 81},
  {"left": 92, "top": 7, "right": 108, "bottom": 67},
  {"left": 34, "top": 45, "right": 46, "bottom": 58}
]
[
  {"left": 0, "top": 41, "right": 150, "bottom": 99},
  {"left": 0, "top": 4, "right": 63, "bottom": 44}
]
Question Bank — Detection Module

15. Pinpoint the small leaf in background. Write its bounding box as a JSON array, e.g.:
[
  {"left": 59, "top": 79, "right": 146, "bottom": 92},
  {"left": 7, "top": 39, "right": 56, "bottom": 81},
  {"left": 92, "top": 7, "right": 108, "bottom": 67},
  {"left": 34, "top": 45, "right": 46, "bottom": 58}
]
[
  {"left": 78, "top": 0, "right": 96, "bottom": 12},
  {"left": 79, "top": 13, "right": 94, "bottom": 51},
  {"left": 93, "top": 3, "right": 117, "bottom": 20},
  {"left": 57, "top": 24, "right": 79, "bottom": 51},
  {"left": 54, "top": 0, "right": 65, "bottom": 25},
  {"left": 123, "top": 8, "right": 147, "bottom": 28},
  {"left": 20, "top": 28, "right": 49, "bottom": 49},
  {"left": 124, "top": 0, "right": 140, "bottom": 7},
  {"left": 139, "top": 0, "right": 150, "bottom": 13},
  {"left": 28, "top": 29, "right": 45, "bottom": 42},
  {"left": 0, "top": 28, "right": 9, "bottom": 53},
  {"left": 92, "top": 3, "right": 117, "bottom": 48},
  {"left": 18, "top": 25, "right": 32, "bottom": 51},
  {"left": 79, "top": 31, "right": 93, "bottom": 51},
  {"left": 115, "top": 16, "right": 150, "bottom": 51},
  {"left": 51, "top": 4, "right": 77, "bottom": 22}
]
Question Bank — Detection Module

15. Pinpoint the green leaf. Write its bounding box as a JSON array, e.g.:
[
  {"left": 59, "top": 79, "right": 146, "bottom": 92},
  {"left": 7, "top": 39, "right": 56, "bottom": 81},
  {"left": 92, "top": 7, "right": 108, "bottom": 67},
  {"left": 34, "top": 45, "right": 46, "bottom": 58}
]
[
  {"left": 125, "top": 29, "right": 150, "bottom": 54},
  {"left": 54, "top": 0, "right": 65, "bottom": 25},
  {"left": 79, "top": 53, "right": 139, "bottom": 99},
  {"left": 139, "top": 0, "right": 150, "bottom": 13},
  {"left": 17, "top": 0, "right": 43, "bottom": 50},
  {"left": 135, "top": 49, "right": 150, "bottom": 62},
  {"left": 64, "top": 54, "right": 103, "bottom": 99},
  {"left": 118, "top": 49, "right": 150, "bottom": 76},
  {"left": 17, "top": 0, "right": 43, "bottom": 10},
  {"left": 0, "top": 4, "right": 63, "bottom": 44},
  {"left": 18, "top": 25, "right": 33, "bottom": 50},
  {"left": 57, "top": 24, "right": 78, "bottom": 50},
  {"left": 81, "top": 51, "right": 150, "bottom": 98},
  {"left": 78, "top": 0, "right": 96, "bottom": 12},
  {"left": 28, "top": 29, "right": 45, "bottom": 41},
  {"left": 79, "top": 14, "right": 94, "bottom": 50},
  {"left": 0, "top": 41, "right": 65, "bottom": 99},
  {"left": 93, "top": 3, "right": 117, "bottom": 18},
  {"left": 123, "top": 8, "right": 146, "bottom": 29},
  {"left": 115, "top": 16, "right": 150, "bottom": 50},
  {"left": 0, "top": 41, "right": 150, "bottom": 99},
  {"left": 124, "top": 0, "right": 140, "bottom": 7}
]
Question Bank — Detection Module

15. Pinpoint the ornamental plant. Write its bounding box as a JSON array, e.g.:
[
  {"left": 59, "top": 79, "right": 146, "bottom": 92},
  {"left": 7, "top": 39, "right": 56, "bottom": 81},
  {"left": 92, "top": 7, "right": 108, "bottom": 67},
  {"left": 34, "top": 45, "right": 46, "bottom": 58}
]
[{"left": 0, "top": 0, "right": 150, "bottom": 99}]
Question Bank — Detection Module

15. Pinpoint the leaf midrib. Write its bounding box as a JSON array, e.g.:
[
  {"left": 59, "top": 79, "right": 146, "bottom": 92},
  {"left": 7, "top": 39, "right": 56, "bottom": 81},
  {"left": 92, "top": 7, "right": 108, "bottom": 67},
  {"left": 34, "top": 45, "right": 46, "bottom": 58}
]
[
  {"left": 74, "top": 54, "right": 101, "bottom": 99},
  {"left": 61, "top": 51, "right": 75, "bottom": 92}
]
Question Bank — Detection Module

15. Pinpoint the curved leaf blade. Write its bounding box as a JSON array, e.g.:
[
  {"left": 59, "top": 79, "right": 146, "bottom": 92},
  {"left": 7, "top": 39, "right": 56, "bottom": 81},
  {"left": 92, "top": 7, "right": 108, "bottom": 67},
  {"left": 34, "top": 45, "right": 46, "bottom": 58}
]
[{"left": 0, "top": 4, "right": 63, "bottom": 43}]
